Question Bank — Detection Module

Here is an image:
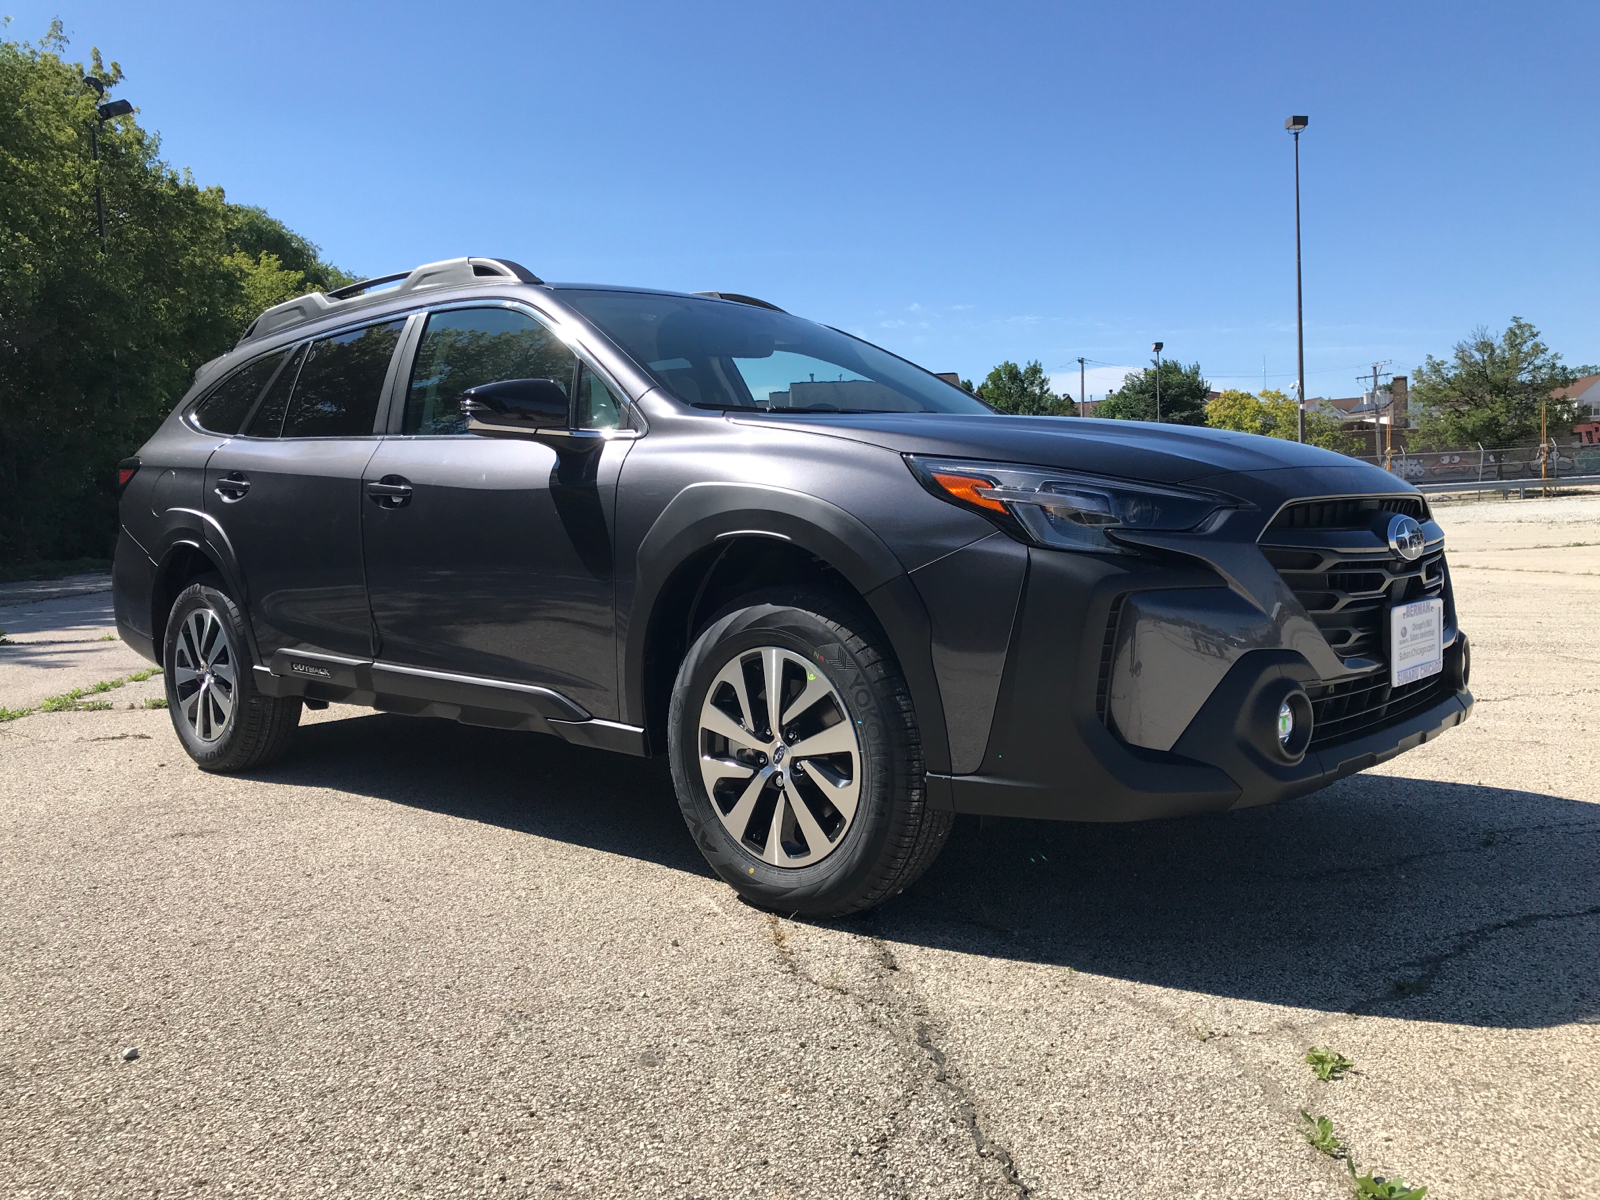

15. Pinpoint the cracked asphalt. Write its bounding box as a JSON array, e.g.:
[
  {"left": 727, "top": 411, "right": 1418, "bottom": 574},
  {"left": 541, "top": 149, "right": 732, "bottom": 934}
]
[{"left": 2, "top": 493, "right": 1597, "bottom": 1199}]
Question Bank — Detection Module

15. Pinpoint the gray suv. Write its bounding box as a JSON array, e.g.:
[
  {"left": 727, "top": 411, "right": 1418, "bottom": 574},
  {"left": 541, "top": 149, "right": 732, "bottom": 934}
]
[{"left": 113, "top": 257, "right": 1473, "bottom": 915}]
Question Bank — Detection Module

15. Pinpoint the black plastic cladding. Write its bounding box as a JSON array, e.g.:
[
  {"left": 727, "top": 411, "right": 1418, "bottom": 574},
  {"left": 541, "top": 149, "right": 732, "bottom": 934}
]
[{"left": 115, "top": 267, "right": 1472, "bottom": 823}]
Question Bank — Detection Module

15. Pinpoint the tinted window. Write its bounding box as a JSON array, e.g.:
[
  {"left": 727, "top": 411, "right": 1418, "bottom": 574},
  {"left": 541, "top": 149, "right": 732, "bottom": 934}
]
[
  {"left": 560, "top": 290, "right": 991, "bottom": 415},
  {"left": 242, "top": 343, "right": 306, "bottom": 438},
  {"left": 192, "top": 350, "right": 290, "bottom": 435},
  {"left": 281, "top": 320, "right": 404, "bottom": 438},
  {"left": 576, "top": 365, "right": 622, "bottom": 430},
  {"left": 404, "top": 307, "right": 577, "bottom": 435}
]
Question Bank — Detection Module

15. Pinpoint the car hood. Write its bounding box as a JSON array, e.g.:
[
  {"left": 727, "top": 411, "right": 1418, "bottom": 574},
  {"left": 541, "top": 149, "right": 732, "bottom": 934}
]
[{"left": 731, "top": 412, "right": 1418, "bottom": 505}]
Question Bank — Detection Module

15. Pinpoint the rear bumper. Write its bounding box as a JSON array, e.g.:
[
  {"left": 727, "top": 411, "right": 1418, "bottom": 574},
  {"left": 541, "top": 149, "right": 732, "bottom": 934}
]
[{"left": 112, "top": 526, "right": 161, "bottom": 666}]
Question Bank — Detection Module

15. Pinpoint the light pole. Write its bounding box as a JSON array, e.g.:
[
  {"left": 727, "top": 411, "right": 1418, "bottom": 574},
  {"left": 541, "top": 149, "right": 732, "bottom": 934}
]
[
  {"left": 1152, "top": 342, "right": 1163, "bottom": 422},
  {"left": 1077, "top": 357, "right": 1086, "bottom": 417},
  {"left": 83, "top": 76, "right": 133, "bottom": 252},
  {"left": 1286, "top": 115, "right": 1308, "bottom": 442}
]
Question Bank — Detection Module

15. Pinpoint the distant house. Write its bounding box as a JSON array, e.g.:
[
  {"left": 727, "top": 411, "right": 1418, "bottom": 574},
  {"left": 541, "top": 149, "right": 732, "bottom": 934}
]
[
  {"left": 1325, "top": 376, "right": 1412, "bottom": 455},
  {"left": 1555, "top": 372, "right": 1600, "bottom": 419}
]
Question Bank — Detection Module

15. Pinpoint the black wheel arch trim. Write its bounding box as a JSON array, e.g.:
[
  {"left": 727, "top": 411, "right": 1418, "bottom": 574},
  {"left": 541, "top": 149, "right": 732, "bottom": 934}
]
[{"left": 626, "top": 481, "right": 953, "bottom": 773}]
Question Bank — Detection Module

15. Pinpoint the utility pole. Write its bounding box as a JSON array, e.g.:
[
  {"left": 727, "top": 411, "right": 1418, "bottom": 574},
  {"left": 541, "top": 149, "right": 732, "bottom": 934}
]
[{"left": 1078, "top": 357, "right": 1086, "bottom": 418}]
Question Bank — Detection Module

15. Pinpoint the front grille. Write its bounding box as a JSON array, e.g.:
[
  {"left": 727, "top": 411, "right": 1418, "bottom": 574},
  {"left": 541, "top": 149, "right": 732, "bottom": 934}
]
[
  {"left": 1268, "top": 494, "right": 1427, "bottom": 533},
  {"left": 1307, "top": 670, "right": 1449, "bottom": 751},
  {"left": 1262, "top": 544, "right": 1445, "bottom": 661}
]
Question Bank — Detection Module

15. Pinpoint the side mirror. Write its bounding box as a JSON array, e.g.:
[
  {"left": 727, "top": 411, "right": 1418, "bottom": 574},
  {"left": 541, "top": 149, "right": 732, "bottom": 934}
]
[{"left": 461, "top": 378, "right": 570, "bottom": 436}]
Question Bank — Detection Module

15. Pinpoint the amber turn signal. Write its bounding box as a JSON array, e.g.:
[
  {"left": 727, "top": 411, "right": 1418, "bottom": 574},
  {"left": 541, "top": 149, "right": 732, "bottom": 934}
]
[{"left": 930, "top": 471, "right": 1006, "bottom": 513}]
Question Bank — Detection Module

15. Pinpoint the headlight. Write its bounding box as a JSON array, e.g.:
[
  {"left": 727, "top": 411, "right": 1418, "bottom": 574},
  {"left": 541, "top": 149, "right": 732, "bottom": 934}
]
[{"left": 906, "top": 455, "right": 1234, "bottom": 554}]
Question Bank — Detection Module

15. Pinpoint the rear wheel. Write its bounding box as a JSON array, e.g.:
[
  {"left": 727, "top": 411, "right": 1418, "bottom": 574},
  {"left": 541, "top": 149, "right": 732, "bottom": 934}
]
[
  {"left": 163, "top": 580, "right": 300, "bottom": 771},
  {"left": 668, "top": 587, "right": 951, "bottom": 917}
]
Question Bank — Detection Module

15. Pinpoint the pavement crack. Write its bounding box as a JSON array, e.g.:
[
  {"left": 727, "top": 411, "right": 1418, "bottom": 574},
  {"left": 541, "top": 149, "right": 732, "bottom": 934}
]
[
  {"left": 913, "top": 1017, "right": 1032, "bottom": 1198},
  {"left": 1351, "top": 904, "right": 1600, "bottom": 1012}
]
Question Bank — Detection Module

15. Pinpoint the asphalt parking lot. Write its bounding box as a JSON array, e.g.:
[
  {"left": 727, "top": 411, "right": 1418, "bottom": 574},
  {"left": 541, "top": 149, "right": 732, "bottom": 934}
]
[{"left": 3, "top": 494, "right": 1597, "bottom": 1200}]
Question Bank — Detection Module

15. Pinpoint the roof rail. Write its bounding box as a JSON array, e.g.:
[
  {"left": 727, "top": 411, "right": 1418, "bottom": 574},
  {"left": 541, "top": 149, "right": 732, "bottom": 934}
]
[
  {"left": 692, "top": 291, "right": 786, "bottom": 312},
  {"left": 237, "top": 257, "right": 544, "bottom": 346}
]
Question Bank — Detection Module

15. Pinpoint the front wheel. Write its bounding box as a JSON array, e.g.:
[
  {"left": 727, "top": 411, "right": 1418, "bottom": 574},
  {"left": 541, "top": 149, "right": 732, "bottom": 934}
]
[
  {"left": 163, "top": 580, "right": 301, "bottom": 772},
  {"left": 668, "top": 588, "right": 951, "bottom": 917}
]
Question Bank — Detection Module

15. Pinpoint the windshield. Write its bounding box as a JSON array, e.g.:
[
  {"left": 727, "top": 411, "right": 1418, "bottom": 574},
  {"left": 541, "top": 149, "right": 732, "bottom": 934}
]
[{"left": 559, "top": 290, "right": 992, "bottom": 415}]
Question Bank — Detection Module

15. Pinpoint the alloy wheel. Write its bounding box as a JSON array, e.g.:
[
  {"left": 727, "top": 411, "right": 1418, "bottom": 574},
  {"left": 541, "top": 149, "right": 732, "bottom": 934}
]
[
  {"left": 697, "top": 646, "right": 862, "bottom": 867},
  {"left": 173, "top": 606, "right": 236, "bottom": 742}
]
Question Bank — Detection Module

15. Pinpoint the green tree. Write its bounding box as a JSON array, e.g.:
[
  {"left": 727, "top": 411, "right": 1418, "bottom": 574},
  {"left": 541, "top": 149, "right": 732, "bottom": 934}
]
[
  {"left": 1096, "top": 358, "right": 1209, "bottom": 424},
  {"left": 1412, "top": 318, "right": 1595, "bottom": 449},
  {"left": 1204, "top": 387, "right": 1356, "bottom": 452},
  {"left": 978, "top": 360, "right": 1073, "bottom": 416},
  {"left": 0, "top": 23, "right": 351, "bottom": 563}
]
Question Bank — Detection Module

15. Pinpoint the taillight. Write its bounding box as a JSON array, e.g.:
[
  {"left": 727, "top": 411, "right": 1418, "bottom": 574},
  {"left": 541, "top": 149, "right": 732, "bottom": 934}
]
[{"left": 117, "top": 457, "right": 140, "bottom": 490}]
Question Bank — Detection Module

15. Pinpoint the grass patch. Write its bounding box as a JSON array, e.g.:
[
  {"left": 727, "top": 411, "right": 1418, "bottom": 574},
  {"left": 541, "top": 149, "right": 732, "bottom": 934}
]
[
  {"left": 143, "top": 696, "right": 167, "bottom": 709},
  {"left": 98, "top": 633, "right": 116, "bottom": 641},
  {"left": 0, "top": 705, "right": 33, "bottom": 721},
  {"left": 31, "top": 669, "right": 162, "bottom": 715},
  {"left": 1306, "top": 1047, "right": 1355, "bottom": 1081},
  {"left": 0, "top": 558, "right": 112, "bottom": 584}
]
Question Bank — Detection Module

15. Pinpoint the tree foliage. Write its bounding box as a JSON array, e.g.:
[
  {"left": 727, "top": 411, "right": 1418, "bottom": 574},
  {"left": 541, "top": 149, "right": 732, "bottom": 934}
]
[
  {"left": 0, "top": 22, "right": 350, "bottom": 562},
  {"left": 978, "top": 360, "right": 1073, "bottom": 416},
  {"left": 1205, "top": 387, "right": 1356, "bottom": 451},
  {"left": 1411, "top": 318, "right": 1594, "bottom": 449},
  {"left": 1096, "top": 358, "right": 1209, "bottom": 424}
]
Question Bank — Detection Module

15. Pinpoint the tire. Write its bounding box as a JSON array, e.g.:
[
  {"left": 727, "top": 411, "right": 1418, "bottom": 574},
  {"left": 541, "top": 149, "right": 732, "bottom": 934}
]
[
  {"left": 668, "top": 586, "right": 952, "bottom": 917},
  {"left": 162, "top": 578, "right": 301, "bottom": 772}
]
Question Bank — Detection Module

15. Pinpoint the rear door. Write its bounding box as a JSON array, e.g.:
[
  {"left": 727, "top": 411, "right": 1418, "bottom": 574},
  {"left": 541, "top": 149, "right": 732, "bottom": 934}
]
[
  {"left": 360, "top": 303, "right": 634, "bottom": 719},
  {"left": 205, "top": 318, "right": 407, "bottom": 661}
]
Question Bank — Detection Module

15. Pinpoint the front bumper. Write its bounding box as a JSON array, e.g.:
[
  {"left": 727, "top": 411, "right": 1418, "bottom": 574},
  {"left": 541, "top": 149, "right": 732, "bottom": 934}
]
[{"left": 922, "top": 544, "right": 1472, "bottom": 822}]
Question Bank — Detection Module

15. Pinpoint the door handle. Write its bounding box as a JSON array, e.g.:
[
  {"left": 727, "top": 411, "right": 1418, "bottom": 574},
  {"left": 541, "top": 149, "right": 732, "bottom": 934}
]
[
  {"left": 366, "top": 476, "right": 413, "bottom": 509},
  {"left": 214, "top": 473, "right": 250, "bottom": 502}
]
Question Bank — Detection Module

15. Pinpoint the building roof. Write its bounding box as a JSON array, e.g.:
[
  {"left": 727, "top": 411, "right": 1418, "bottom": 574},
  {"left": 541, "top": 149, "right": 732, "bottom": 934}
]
[{"left": 1553, "top": 372, "right": 1600, "bottom": 400}]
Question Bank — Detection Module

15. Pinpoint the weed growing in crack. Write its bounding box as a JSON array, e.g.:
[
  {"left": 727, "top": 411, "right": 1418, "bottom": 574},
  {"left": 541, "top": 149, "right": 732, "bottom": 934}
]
[
  {"left": 1348, "top": 1162, "right": 1427, "bottom": 1199},
  {"left": 1300, "top": 1111, "right": 1344, "bottom": 1158},
  {"left": 144, "top": 697, "right": 167, "bottom": 709},
  {"left": 1306, "top": 1047, "right": 1356, "bottom": 1081},
  {"left": 78, "top": 700, "right": 113, "bottom": 711},
  {"left": 0, "top": 705, "right": 31, "bottom": 721},
  {"left": 98, "top": 633, "right": 116, "bottom": 641},
  {"left": 129, "top": 668, "right": 162, "bottom": 682}
]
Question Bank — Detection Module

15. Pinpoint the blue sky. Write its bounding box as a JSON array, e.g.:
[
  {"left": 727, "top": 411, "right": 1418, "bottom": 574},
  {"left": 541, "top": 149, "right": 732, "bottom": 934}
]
[{"left": 11, "top": 1, "right": 1598, "bottom": 401}]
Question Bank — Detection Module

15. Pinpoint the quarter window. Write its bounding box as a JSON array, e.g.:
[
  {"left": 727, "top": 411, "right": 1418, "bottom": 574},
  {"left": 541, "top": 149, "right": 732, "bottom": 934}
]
[
  {"left": 280, "top": 320, "right": 405, "bottom": 439},
  {"left": 576, "top": 365, "right": 623, "bottom": 430},
  {"left": 192, "top": 349, "right": 291, "bottom": 435},
  {"left": 404, "top": 308, "right": 578, "bottom": 436},
  {"left": 243, "top": 343, "right": 306, "bottom": 438}
]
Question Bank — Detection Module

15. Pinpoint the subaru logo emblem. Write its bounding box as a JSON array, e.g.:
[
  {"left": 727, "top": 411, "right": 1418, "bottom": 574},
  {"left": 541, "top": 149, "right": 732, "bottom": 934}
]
[{"left": 1386, "top": 513, "right": 1426, "bottom": 562}]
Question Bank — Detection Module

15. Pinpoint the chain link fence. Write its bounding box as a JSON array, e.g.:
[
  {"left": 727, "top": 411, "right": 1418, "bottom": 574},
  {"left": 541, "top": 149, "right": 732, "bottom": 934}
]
[{"left": 1346, "top": 442, "right": 1600, "bottom": 485}]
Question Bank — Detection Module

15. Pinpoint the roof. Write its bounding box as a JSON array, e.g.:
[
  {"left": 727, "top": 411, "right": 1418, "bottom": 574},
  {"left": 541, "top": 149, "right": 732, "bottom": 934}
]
[{"left": 1553, "top": 372, "right": 1600, "bottom": 400}]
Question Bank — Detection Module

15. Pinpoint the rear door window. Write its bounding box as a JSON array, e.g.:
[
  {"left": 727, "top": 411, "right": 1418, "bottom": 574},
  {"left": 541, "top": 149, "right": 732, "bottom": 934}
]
[
  {"left": 192, "top": 349, "right": 291, "bottom": 435},
  {"left": 404, "top": 307, "right": 577, "bottom": 435},
  {"left": 280, "top": 320, "right": 405, "bottom": 438}
]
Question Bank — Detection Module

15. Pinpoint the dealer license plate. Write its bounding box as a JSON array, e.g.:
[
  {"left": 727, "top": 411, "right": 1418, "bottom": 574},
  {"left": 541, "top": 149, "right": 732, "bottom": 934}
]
[{"left": 1389, "top": 598, "right": 1444, "bottom": 688}]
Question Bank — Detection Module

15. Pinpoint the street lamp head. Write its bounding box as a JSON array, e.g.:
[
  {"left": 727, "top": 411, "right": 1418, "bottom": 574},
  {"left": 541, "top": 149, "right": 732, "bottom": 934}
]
[
  {"left": 1152, "top": 342, "right": 1163, "bottom": 353},
  {"left": 96, "top": 98, "right": 134, "bottom": 120},
  {"left": 1285, "top": 115, "right": 1309, "bottom": 132},
  {"left": 82, "top": 75, "right": 105, "bottom": 96}
]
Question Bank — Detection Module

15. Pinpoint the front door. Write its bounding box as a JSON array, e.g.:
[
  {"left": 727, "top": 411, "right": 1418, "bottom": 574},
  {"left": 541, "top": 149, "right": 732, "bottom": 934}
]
[
  {"left": 204, "top": 319, "right": 405, "bottom": 660},
  {"left": 360, "top": 305, "right": 633, "bottom": 720}
]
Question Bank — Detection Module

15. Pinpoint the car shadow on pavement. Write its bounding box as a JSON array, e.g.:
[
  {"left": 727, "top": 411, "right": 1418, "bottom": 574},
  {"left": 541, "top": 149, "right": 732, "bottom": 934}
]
[{"left": 264, "top": 712, "right": 1600, "bottom": 1031}]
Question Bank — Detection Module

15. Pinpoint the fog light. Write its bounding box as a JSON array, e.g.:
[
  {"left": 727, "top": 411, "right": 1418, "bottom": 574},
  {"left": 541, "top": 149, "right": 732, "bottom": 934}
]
[{"left": 1278, "top": 701, "right": 1295, "bottom": 745}]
